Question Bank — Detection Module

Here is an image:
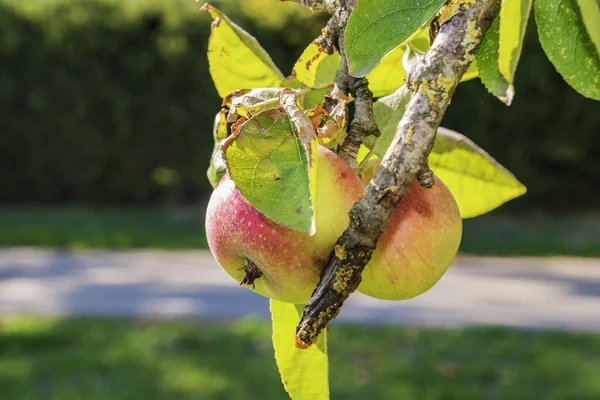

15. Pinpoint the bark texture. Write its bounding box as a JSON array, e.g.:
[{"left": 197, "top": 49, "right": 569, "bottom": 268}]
[{"left": 296, "top": 0, "right": 502, "bottom": 347}]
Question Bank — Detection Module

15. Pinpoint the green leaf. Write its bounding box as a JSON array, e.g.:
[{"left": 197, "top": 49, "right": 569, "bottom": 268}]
[
  {"left": 224, "top": 91, "right": 318, "bottom": 234},
  {"left": 292, "top": 43, "right": 341, "bottom": 88},
  {"left": 430, "top": 127, "right": 527, "bottom": 218},
  {"left": 201, "top": 3, "right": 284, "bottom": 98},
  {"left": 476, "top": 15, "right": 514, "bottom": 105},
  {"left": 271, "top": 299, "right": 329, "bottom": 400},
  {"left": 535, "top": 0, "right": 600, "bottom": 100},
  {"left": 498, "top": 0, "right": 533, "bottom": 84},
  {"left": 366, "top": 46, "right": 407, "bottom": 98},
  {"left": 365, "top": 85, "right": 411, "bottom": 158},
  {"left": 302, "top": 86, "right": 332, "bottom": 110},
  {"left": 345, "top": 0, "right": 446, "bottom": 77},
  {"left": 577, "top": 0, "right": 600, "bottom": 57}
]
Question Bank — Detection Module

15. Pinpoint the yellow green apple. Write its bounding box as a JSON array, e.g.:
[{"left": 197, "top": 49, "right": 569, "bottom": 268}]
[{"left": 358, "top": 174, "right": 462, "bottom": 300}]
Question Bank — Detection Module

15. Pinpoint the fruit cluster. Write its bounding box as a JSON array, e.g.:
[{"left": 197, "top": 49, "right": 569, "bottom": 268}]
[{"left": 206, "top": 145, "right": 462, "bottom": 304}]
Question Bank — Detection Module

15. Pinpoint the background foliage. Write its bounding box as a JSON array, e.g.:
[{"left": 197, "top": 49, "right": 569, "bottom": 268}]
[{"left": 0, "top": 0, "right": 598, "bottom": 213}]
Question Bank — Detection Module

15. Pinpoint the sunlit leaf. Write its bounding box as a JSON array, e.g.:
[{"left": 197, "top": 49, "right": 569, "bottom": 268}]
[
  {"left": 576, "top": 0, "right": 600, "bottom": 57},
  {"left": 535, "top": 0, "right": 600, "bottom": 100},
  {"left": 476, "top": 15, "right": 514, "bottom": 105},
  {"left": 271, "top": 299, "right": 329, "bottom": 400},
  {"left": 201, "top": 3, "right": 284, "bottom": 98},
  {"left": 366, "top": 46, "right": 406, "bottom": 98},
  {"left": 224, "top": 91, "right": 318, "bottom": 234},
  {"left": 430, "top": 127, "right": 527, "bottom": 218},
  {"left": 498, "top": 0, "right": 533, "bottom": 85},
  {"left": 345, "top": 0, "right": 446, "bottom": 77},
  {"left": 360, "top": 121, "right": 527, "bottom": 217},
  {"left": 292, "top": 43, "right": 341, "bottom": 88}
]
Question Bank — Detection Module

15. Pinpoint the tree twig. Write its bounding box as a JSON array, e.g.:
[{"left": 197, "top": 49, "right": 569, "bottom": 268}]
[
  {"left": 296, "top": 0, "right": 502, "bottom": 347},
  {"left": 323, "top": 1, "right": 379, "bottom": 169}
]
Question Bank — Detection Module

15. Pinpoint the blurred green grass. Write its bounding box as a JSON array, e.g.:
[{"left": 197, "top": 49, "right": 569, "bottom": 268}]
[
  {"left": 1, "top": 207, "right": 599, "bottom": 257},
  {"left": 1, "top": 317, "right": 600, "bottom": 399}
]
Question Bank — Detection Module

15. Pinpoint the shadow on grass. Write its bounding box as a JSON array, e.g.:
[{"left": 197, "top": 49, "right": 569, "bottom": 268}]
[
  {"left": 0, "top": 318, "right": 286, "bottom": 400},
  {"left": 1, "top": 318, "right": 600, "bottom": 399}
]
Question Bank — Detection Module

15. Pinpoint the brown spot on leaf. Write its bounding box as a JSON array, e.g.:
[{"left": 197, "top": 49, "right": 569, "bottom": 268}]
[
  {"left": 295, "top": 206, "right": 303, "bottom": 214},
  {"left": 230, "top": 117, "right": 247, "bottom": 136},
  {"left": 305, "top": 51, "right": 322, "bottom": 71}
]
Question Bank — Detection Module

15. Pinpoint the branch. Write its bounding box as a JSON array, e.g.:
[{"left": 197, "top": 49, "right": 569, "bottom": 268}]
[
  {"left": 296, "top": 0, "right": 501, "bottom": 347},
  {"left": 337, "top": 70, "right": 379, "bottom": 169},
  {"left": 326, "top": 2, "right": 379, "bottom": 169}
]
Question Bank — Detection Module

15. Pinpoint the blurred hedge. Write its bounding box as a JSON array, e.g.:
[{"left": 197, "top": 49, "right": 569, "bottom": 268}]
[{"left": 0, "top": 0, "right": 598, "bottom": 213}]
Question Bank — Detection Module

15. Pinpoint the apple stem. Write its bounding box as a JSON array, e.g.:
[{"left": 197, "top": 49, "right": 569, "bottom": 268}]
[{"left": 239, "top": 258, "right": 262, "bottom": 289}]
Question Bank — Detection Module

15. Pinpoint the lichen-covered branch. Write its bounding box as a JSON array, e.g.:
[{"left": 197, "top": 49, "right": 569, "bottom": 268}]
[{"left": 296, "top": 0, "right": 501, "bottom": 347}]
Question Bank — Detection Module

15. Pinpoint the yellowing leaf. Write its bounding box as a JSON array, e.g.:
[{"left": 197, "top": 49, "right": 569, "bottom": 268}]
[
  {"left": 225, "top": 91, "right": 318, "bottom": 234},
  {"left": 271, "top": 299, "right": 329, "bottom": 400},
  {"left": 577, "top": 0, "right": 600, "bottom": 56},
  {"left": 366, "top": 46, "right": 406, "bottom": 98},
  {"left": 201, "top": 3, "right": 284, "bottom": 98},
  {"left": 292, "top": 43, "right": 341, "bottom": 88},
  {"left": 498, "top": 0, "right": 533, "bottom": 84},
  {"left": 430, "top": 127, "right": 527, "bottom": 218}
]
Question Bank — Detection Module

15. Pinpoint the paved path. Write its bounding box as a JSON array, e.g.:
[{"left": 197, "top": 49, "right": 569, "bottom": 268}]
[{"left": 1, "top": 248, "right": 600, "bottom": 331}]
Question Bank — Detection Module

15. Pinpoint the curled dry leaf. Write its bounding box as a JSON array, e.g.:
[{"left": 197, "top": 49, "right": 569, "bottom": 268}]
[{"left": 315, "top": 86, "right": 350, "bottom": 150}]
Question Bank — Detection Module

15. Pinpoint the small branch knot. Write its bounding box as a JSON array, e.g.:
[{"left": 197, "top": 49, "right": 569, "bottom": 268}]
[{"left": 417, "top": 164, "right": 435, "bottom": 189}]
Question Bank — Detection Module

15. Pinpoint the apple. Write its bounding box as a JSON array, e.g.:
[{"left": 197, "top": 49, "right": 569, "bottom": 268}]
[
  {"left": 358, "top": 173, "right": 462, "bottom": 300},
  {"left": 205, "top": 145, "right": 364, "bottom": 304}
]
